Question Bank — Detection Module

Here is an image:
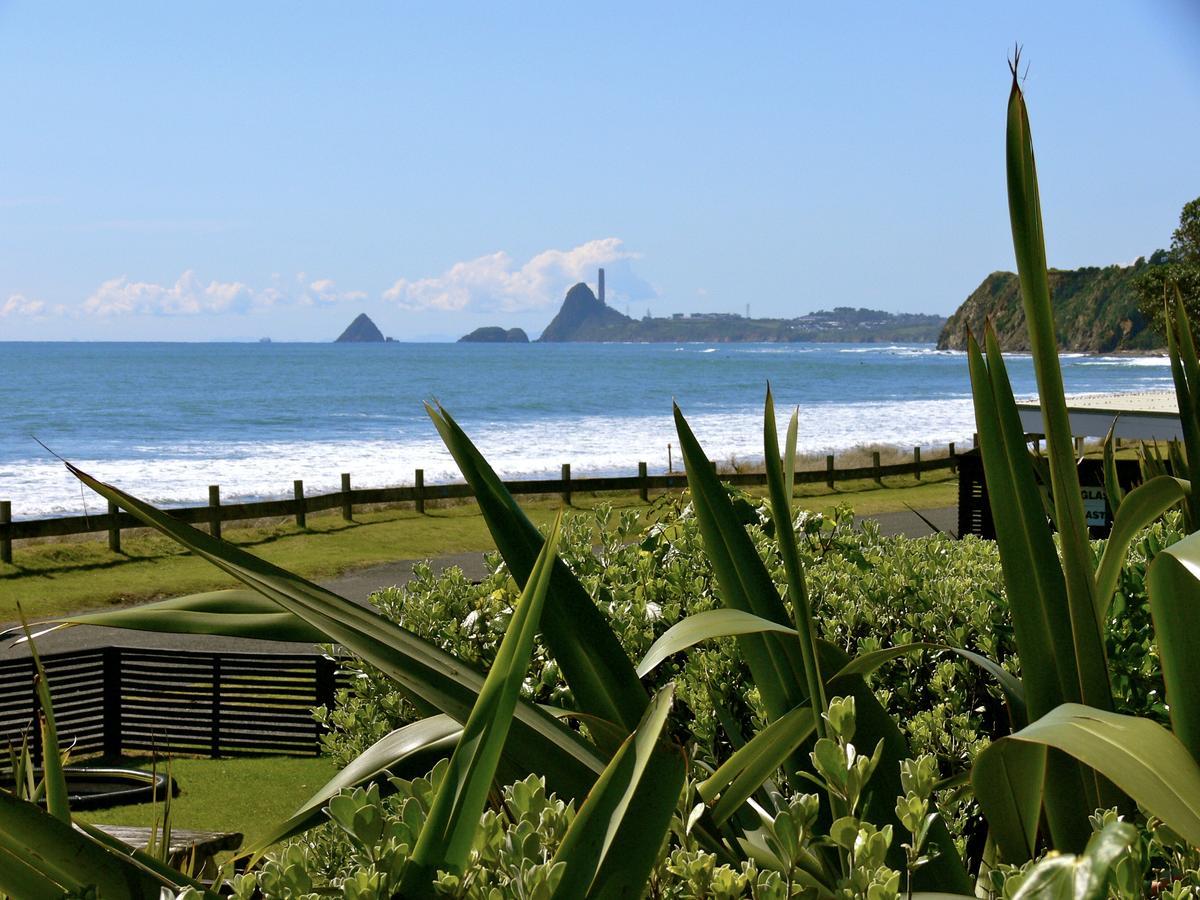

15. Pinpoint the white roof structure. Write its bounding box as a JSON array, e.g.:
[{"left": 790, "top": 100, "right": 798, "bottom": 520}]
[{"left": 1016, "top": 391, "right": 1182, "bottom": 441}]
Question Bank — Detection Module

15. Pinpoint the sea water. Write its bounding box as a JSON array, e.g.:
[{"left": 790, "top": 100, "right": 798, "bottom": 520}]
[{"left": 0, "top": 341, "right": 1170, "bottom": 519}]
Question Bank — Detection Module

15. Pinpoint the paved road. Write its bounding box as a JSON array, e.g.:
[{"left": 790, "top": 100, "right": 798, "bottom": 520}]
[
  {"left": 1, "top": 506, "right": 956, "bottom": 660},
  {"left": 860, "top": 504, "right": 956, "bottom": 538}
]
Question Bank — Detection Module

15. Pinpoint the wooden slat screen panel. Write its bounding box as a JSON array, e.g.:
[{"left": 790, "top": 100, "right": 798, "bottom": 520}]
[
  {"left": 0, "top": 650, "right": 107, "bottom": 758},
  {"left": 0, "top": 648, "right": 346, "bottom": 761},
  {"left": 954, "top": 446, "right": 1142, "bottom": 540},
  {"left": 955, "top": 450, "right": 995, "bottom": 540},
  {"left": 117, "top": 649, "right": 338, "bottom": 757}
]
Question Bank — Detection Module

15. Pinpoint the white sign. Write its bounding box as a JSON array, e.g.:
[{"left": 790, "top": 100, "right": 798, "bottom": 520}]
[{"left": 1080, "top": 486, "right": 1108, "bottom": 527}]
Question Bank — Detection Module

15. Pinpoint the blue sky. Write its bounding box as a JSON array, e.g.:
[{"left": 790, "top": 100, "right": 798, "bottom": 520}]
[{"left": 1, "top": 2, "right": 1197, "bottom": 341}]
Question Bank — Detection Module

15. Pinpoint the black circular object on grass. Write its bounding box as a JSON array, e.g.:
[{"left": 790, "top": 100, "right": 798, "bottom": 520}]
[{"left": 7, "top": 767, "right": 180, "bottom": 810}]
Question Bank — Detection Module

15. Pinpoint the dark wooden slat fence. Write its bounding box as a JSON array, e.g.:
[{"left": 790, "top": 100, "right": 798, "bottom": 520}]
[
  {"left": 957, "top": 445, "right": 1148, "bottom": 540},
  {"left": 1, "top": 445, "right": 959, "bottom": 562},
  {"left": 0, "top": 648, "right": 347, "bottom": 760}
]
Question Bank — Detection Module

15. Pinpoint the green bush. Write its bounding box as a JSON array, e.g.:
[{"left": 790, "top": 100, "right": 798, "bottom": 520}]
[
  {"left": 246, "top": 698, "right": 955, "bottom": 899},
  {"left": 321, "top": 501, "right": 1017, "bottom": 785},
  {"left": 308, "top": 495, "right": 1171, "bottom": 891}
]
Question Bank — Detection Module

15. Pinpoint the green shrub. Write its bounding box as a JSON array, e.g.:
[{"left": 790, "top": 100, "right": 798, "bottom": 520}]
[
  {"left": 322, "top": 501, "right": 1016, "bottom": 780},
  {"left": 246, "top": 700, "right": 954, "bottom": 899},
  {"left": 310, "top": 492, "right": 1177, "bottom": 892}
]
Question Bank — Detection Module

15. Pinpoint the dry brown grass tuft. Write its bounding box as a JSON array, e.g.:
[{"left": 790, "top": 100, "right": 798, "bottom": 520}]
[{"left": 716, "top": 442, "right": 957, "bottom": 475}]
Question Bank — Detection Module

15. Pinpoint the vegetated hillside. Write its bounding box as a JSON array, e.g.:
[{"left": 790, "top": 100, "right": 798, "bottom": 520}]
[
  {"left": 536, "top": 283, "right": 944, "bottom": 342},
  {"left": 937, "top": 263, "right": 1161, "bottom": 352},
  {"left": 457, "top": 326, "right": 529, "bottom": 343}
]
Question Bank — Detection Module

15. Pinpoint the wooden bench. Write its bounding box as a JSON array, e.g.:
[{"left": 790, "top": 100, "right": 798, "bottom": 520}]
[{"left": 94, "top": 825, "right": 243, "bottom": 876}]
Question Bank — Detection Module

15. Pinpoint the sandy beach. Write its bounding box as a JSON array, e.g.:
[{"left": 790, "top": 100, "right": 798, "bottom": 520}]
[{"left": 1063, "top": 390, "right": 1179, "bottom": 413}]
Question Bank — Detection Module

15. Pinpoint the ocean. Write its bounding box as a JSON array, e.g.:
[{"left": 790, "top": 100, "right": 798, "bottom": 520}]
[{"left": 0, "top": 341, "right": 1170, "bottom": 520}]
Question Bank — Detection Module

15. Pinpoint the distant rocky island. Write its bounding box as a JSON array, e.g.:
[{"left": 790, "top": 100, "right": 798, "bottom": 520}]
[
  {"left": 462, "top": 269, "right": 944, "bottom": 344},
  {"left": 338, "top": 262, "right": 1163, "bottom": 352},
  {"left": 458, "top": 326, "right": 529, "bottom": 343},
  {"left": 335, "top": 313, "right": 393, "bottom": 343},
  {"left": 937, "top": 262, "right": 1159, "bottom": 353}
]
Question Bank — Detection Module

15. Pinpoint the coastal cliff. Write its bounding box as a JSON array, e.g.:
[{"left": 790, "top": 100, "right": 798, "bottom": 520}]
[{"left": 937, "top": 264, "right": 1160, "bottom": 352}]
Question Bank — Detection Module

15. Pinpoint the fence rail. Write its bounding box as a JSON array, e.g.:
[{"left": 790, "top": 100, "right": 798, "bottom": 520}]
[
  {"left": 1, "top": 445, "right": 960, "bottom": 563},
  {"left": 0, "top": 648, "right": 347, "bottom": 760}
]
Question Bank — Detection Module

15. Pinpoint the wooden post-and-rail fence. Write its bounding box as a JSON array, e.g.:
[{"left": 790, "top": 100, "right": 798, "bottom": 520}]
[{"left": 0, "top": 445, "right": 959, "bottom": 564}]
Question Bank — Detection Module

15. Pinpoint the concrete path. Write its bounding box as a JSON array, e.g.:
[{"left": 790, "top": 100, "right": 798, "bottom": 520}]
[
  {"left": 1, "top": 553, "right": 488, "bottom": 660},
  {"left": 323, "top": 550, "right": 491, "bottom": 604},
  {"left": 1, "top": 506, "right": 956, "bottom": 660},
  {"left": 860, "top": 504, "right": 956, "bottom": 538}
]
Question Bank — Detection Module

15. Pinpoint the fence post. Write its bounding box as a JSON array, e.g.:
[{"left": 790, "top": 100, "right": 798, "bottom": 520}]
[
  {"left": 0, "top": 500, "right": 10, "bottom": 565},
  {"left": 561, "top": 464, "right": 571, "bottom": 506},
  {"left": 638, "top": 462, "right": 648, "bottom": 502},
  {"left": 872, "top": 451, "right": 883, "bottom": 486},
  {"left": 913, "top": 446, "right": 921, "bottom": 480},
  {"left": 107, "top": 500, "right": 121, "bottom": 553},
  {"left": 973, "top": 432, "right": 979, "bottom": 448},
  {"left": 415, "top": 469, "right": 425, "bottom": 514},
  {"left": 1074, "top": 436, "right": 1084, "bottom": 456},
  {"left": 294, "top": 479, "right": 307, "bottom": 528},
  {"left": 825, "top": 455, "right": 835, "bottom": 489},
  {"left": 949, "top": 442, "right": 957, "bottom": 473},
  {"left": 341, "top": 473, "right": 353, "bottom": 521},
  {"left": 208, "top": 485, "right": 222, "bottom": 540},
  {"left": 315, "top": 656, "right": 337, "bottom": 752},
  {"left": 211, "top": 655, "right": 222, "bottom": 759},
  {"left": 667, "top": 443, "right": 672, "bottom": 474},
  {"left": 315, "top": 656, "right": 337, "bottom": 710},
  {"left": 103, "top": 647, "right": 122, "bottom": 758}
]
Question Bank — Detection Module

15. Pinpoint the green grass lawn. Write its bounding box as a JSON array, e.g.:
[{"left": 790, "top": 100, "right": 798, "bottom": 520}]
[
  {"left": 75, "top": 755, "right": 337, "bottom": 848},
  {"left": 0, "top": 473, "right": 958, "bottom": 622}
]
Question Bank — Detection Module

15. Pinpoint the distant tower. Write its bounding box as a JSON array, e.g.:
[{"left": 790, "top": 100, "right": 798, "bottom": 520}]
[{"left": 598, "top": 268, "right": 606, "bottom": 305}]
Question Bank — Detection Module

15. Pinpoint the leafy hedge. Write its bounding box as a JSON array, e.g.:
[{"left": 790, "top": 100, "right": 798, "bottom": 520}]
[
  {"left": 322, "top": 503, "right": 1013, "bottom": 804},
  {"left": 287, "top": 497, "right": 1178, "bottom": 896}
]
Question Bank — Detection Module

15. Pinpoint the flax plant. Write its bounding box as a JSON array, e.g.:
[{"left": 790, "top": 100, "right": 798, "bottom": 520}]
[{"left": 966, "top": 55, "right": 1200, "bottom": 866}]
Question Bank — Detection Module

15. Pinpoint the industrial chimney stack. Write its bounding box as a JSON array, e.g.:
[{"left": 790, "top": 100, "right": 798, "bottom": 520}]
[{"left": 598, "top": 268, "right": 605, "bottom": 305}]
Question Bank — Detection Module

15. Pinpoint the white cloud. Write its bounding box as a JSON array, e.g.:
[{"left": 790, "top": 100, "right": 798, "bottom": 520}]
[
  {"left": 79, "top": 271, "right": 365, "bottom": 316},
  {"left": 83, "top": 270, "right": 253, "bottom": 316},
  {"left": 383, "top": 238, "right": 653, "bottom": 312},
  {"left": 56, "top": 245, "right": 647, "bottom": 321},
  {"left": 305, "top": 278, "right": 366, "bottom": 305},
  {"left": 1, "top": 294, "right": 47, "bottom": 317}
]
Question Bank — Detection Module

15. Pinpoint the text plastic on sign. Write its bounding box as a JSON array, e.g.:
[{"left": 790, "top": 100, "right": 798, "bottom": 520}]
[{"left": 1080, "top": 486, "right": 1108, "bottom": 527}]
